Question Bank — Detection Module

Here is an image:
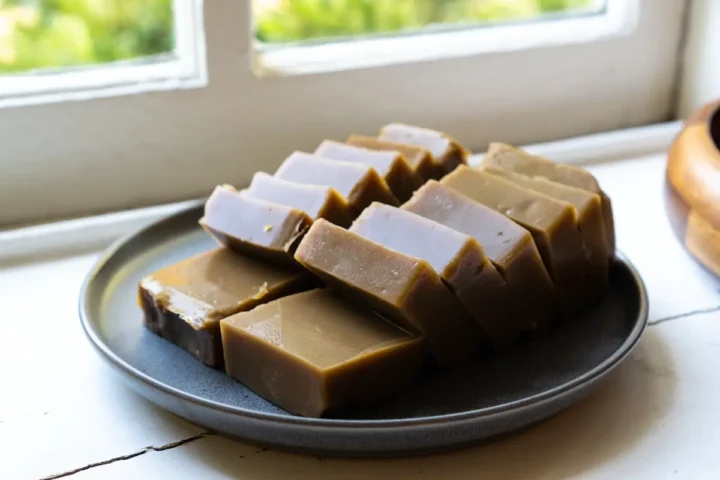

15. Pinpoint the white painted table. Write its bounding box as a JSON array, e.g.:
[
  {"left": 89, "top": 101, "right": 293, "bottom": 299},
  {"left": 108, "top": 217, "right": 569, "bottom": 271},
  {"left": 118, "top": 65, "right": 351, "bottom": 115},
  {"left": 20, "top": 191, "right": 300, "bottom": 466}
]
[{"left": 3, "top": 150, "right": 720, "bottom": 479}]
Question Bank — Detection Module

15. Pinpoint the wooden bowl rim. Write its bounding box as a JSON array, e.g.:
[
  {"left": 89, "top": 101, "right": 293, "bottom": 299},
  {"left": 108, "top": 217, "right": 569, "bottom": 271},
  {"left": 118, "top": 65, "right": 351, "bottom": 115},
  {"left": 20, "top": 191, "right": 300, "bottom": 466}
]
[{"left": 666, "top": 99, "right": 720, "bottom": 228}]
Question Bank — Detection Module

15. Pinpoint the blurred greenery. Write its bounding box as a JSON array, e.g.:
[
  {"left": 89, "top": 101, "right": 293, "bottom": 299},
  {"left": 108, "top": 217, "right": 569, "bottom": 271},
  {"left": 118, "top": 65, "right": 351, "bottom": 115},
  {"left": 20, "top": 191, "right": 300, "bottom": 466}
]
[
  {"left": 0, "top": 0, "right": 594, "bottom": 73},
  {"left": 254, "top": 0, "right": 595, "bottom": 43},
  {"left": 0, "top": 0, "right": 174, "bottom": 73}
]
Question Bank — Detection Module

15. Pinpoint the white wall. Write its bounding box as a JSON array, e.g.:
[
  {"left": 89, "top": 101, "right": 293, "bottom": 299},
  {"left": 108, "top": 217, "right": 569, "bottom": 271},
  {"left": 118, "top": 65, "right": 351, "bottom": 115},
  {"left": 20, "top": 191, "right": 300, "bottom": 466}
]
[{"left": 677, "top": 0, "right": 720, "bottom": 118}]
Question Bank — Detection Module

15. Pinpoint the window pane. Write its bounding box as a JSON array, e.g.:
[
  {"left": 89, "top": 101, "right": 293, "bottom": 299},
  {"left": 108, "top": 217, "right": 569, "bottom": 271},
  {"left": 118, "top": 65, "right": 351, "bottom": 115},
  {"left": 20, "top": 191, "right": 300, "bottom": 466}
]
[
  {"left": 254, "top": 0, "right": 606, "bottom": 44},
  {"left": 0, "top": 0, "right": 174, "bottom": 74}
]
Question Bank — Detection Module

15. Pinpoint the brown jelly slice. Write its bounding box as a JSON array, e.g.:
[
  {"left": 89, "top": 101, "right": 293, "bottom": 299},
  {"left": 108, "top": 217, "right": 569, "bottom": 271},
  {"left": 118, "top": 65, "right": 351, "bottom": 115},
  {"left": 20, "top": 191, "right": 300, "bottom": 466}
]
[
  {"left": 138, "top": 247, "right": 313, "bottom": 369},
  {"left": 200, "top": 185, "right": 311, "bottom": 265},
  {"left": 402, "top": 181, "right": 557, "bottom": 331},
  {"left": 220, "top": 288, "right": 426, "bottom": 418},
  {"left": 351, "top": 202, "right": 518, "bottom": 349},
  {"left": 314, "top": 140, "right": 423, "bottom": 202},
  {"left": 275, "top": 151, "right": 398, "bottom": 217},
  {"left": 346, "top": 134, "right": 437, "bottom": 181},
  {"left": 482, "top": 165, "right": 609, "bottom": 304},
  {"left": 482, "top": 142, "right": 615, "bottom": 260},
  {"left": 294, "top": 219, "right": 483, "bottom": 366},
  {"left": 244, "top": 172, "right": 353, "bottom": 227},
  {"left": 441, "top": 166, "right": 588, "bottom": 314},
  {"left": 379, "top": 123, "right": 468, "bottom": 178}
]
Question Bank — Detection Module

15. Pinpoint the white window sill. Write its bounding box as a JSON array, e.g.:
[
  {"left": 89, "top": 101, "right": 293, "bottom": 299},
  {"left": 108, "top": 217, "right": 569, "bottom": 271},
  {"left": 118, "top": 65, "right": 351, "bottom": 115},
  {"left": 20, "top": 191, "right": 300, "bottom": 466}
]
[{"left": 0, "top": 120, "right": 681, "bottom": 266}]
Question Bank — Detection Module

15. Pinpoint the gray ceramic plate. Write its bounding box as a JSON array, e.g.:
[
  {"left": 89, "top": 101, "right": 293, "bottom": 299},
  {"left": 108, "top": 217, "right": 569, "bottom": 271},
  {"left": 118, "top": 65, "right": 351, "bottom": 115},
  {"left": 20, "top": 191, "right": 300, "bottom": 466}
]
[{"left": 79, "top": 202, "right": 648, "bottom": 457}]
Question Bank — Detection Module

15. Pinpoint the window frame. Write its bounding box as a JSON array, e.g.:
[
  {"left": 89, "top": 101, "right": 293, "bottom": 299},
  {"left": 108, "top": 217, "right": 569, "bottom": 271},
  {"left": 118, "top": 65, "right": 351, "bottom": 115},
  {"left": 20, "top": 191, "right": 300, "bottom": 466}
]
[
  {"left": 0, "top": 0, "right": 688, "bottom": 227},
  {"left": 0, "top": 120, "right": 683, "bottom": 264},
  {"left": 255, "top": 0, "right": 637, "bottom": 77}
]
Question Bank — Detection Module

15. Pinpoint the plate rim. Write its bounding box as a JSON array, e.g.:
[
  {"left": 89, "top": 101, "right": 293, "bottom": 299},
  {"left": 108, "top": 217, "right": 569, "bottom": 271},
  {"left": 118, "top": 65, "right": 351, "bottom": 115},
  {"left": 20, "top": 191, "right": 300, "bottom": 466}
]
[{"left": 79, "top": 203, "right": 649, "bottom": 430}]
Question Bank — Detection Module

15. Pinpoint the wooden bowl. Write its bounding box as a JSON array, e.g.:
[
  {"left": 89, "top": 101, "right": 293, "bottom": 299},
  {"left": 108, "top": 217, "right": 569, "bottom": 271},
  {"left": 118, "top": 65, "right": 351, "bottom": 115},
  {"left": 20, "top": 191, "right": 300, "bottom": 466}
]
[{"left": 665, "top": 99, "right": 720, "bottom": 277}]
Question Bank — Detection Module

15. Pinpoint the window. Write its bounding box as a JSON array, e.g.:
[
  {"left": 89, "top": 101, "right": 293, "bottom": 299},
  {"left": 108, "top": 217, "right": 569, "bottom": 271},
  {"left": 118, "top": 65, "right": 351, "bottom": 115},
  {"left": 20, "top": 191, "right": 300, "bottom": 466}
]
[
  {"left": 252, "top": 0, "right": 627, "bottom": 75},
  {"left": 0, "top": 0, "right": 688, "bottom": 227},
  {"left": 0, "top": 1, "right": 174, "bottom": 73},
  {"left": 253, "top": 0, "right": 606, "bottom": 44},
  {"left": 0, "top": 0, "right": 204, "bottom": 106}
]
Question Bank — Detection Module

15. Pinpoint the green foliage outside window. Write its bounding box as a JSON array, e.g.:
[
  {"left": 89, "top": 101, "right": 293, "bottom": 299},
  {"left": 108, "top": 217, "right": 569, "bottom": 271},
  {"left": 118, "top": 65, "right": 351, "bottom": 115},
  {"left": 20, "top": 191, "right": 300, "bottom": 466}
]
[
  {"left": 254, "top": 0, "right": 594, "bottom": 44},
  {"left": 0, "top": 0, "right": 173, "bottom": 73},
  {"left": 0, "top": 0, "right": 593, "bottom": 73}
]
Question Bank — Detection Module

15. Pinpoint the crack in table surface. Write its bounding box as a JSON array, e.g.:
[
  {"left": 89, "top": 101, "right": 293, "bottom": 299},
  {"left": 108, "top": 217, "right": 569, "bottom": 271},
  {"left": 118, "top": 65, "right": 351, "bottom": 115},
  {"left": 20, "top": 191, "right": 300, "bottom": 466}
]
[
  {"left": 648, "top": 304, "right": 720, "bottom": 326},
  {"left": 40, "top": 433, "right": 213, "bottom": 480}
]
